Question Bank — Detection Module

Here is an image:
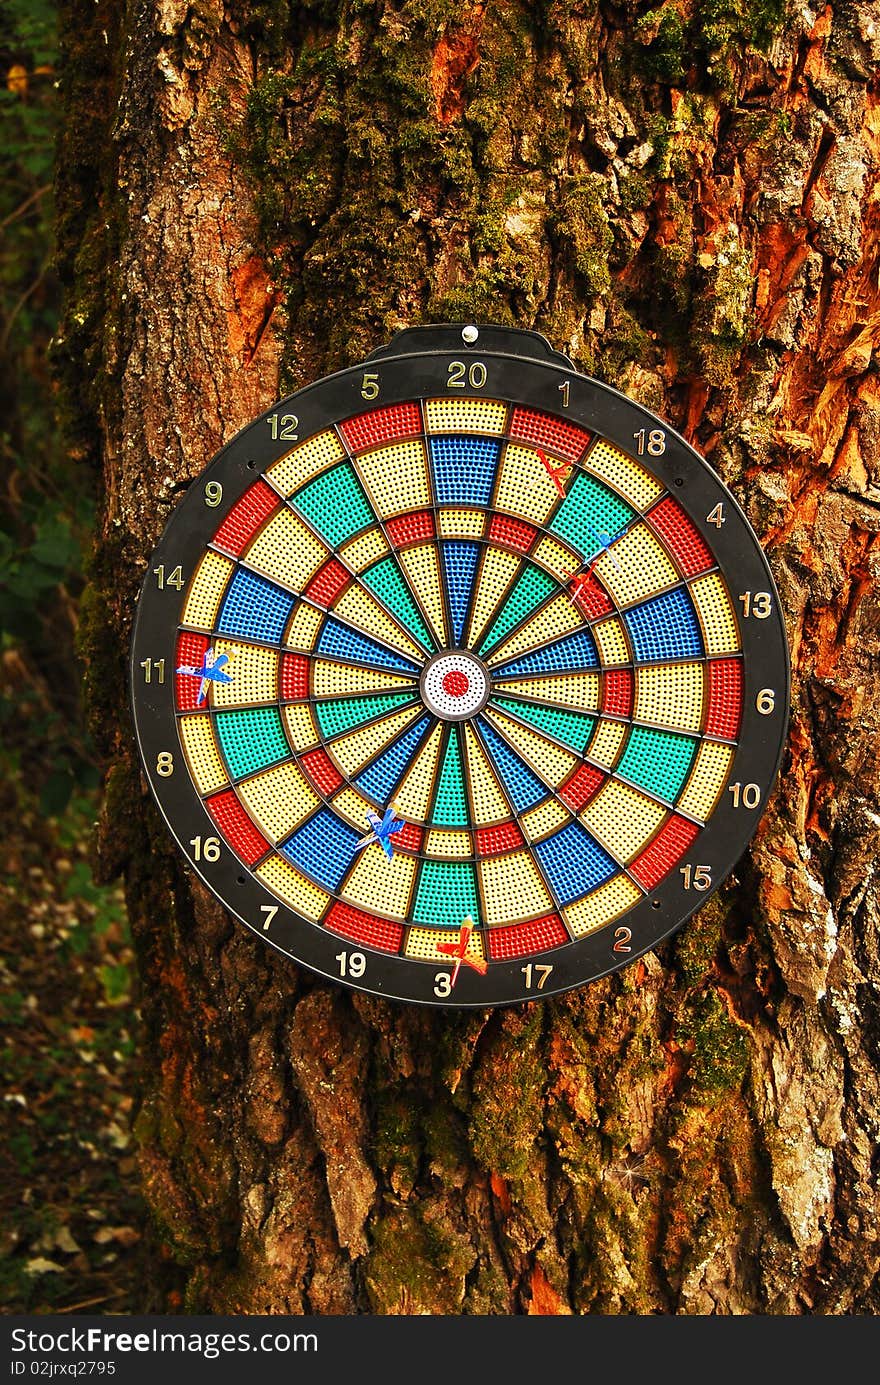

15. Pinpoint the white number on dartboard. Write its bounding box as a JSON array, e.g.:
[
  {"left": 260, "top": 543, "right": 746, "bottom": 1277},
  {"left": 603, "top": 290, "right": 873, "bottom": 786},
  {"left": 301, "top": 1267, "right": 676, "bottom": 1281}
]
[
  {"left": 756, "top": 689, "right": 776, "bottom": 714},
  {"left": 189, "top": 835, "right": 221, "bottom": 862},
  {"left": 447, "top": 360, "right": 487, "bottom": 390},
  {"left": 739, "top": 591, "right": 772, "bottom": 619},
  {"left": 613, "top": 927, "right": 632, "bottom": 953},
  {"left": 266, "top": 413, "right": 299, "bottom": 441},
  {"left": 680, "top": 864, "right": 712, "bottom": 890},
  {"left": 521, "top": 963, "right": 554, "bottom": 990},
  {"left": 433, "top": 972, "right": 452, "bottom": 998},
  {"left": 633, "top": 428, "right": 666, "bottom": 456},
  {"left": 153, "top": 564, "right": 185, "bottom": 590},
  {"left": 336, "top": 951, "right": 366, "bottom": 979},
  {"left": 729, "top": 782, "right": 761, "bottom": 809},
  {"left": 706, "top": 504, "right": 725, "bottom": 528},
  {"left": 361, "top": 372, "right": 380, "bottom": 400},
  {"left": 204, "top": 481, "right": 223, "bottom": 508},
  {"left": 139, "top": 657, "right": 165, "bottom": 684},
  {"left": 156, "top": 752, "right": 174, "bottom": 777},
  {"left": 260, "top": 905, "right": 278, "bottom": 932}
]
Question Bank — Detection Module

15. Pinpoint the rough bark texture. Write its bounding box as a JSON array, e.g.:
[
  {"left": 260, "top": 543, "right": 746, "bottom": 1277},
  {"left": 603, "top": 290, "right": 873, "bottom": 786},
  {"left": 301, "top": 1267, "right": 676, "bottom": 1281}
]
[{"left": 56, "top": 0, "right": 880, "bottom": 1313}]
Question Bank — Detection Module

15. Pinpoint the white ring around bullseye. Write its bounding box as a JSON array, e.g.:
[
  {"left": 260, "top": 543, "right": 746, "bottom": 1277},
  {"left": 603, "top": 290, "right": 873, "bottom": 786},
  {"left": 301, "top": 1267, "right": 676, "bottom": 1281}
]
[{"left": 420, "top": 651, "right": 490, "bottom": 721}]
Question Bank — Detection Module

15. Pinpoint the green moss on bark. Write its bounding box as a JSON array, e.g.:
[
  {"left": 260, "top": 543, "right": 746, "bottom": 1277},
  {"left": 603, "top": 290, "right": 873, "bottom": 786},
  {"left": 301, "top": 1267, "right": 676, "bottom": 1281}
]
[{"left": 469, "top": 1009, "right": 545, "bottom": 1181}]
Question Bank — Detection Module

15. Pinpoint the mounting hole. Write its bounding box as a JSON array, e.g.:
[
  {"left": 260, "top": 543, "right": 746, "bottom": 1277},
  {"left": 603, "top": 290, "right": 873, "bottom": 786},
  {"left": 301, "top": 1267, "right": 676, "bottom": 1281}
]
[
  {"left": 651, "top": 899, "right": 661, "bottom": 910},
  {"left": 247, "top": 459, "right": 256, "bottom": 470},
  {"left": 462, "top": 323, "right": 479, "bottom": 345},
  {"left": 674, "top": 477, "right": 684, "bottom": 487},
  {"left": 237, "top": 875, "right": 247, "bottom": 885}
]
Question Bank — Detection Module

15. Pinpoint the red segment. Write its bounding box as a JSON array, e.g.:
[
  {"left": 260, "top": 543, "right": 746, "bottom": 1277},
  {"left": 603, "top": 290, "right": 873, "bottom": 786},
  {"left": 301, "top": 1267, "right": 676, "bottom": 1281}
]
[
  {"left": 488, "top": 513, "right": 537, "bottom": 553},
  {"left": 204, "top": 790, "right": 270, "bottom": 867},
  {"left": 392, "top": 820, "right": 423, "bottom": 853},
  {"left": 649, "top": 497, "right": 714, "bottom": 577},
  {"left": 559, "top": 762, "right": 605, "bottom": 811},
  {"left": 705, "top": 658, "right": 743, "bottom": 740},
  {"left": 475, "top": 822, "right": 525, "bottom": 856},
  {"left": 603, "top": 669, "right": 633, "bottom": 718},
  {"left": 386, "top": 510, "right": 435, "bottom": 545},
  {"left": 300, "top": 747, "right": 343, "bottom": 795},
  {"left": 568, "top": 570, "right": 613, "bottom": 619},
  {"left": 442, "top": 669, "right": 469, "bottom": 697},
  {"left": 487, "top": 913, "right": 568, "bottom": 960},
  {"left": 175, "top": 632, "right": 210, "bottom": 711},
  {"left": 280, "top": 654, "right": 309, "bottom": 701},
  {"left": 212, "top": 480, "right": 279, "bottom": 557},
  {"left": 630, "top": 816, "right": 700, "bottom": 890},
  {"left": 339, "top": 403, "right": 422, "bottom": 454},
  {"left": 324, "top": 901, "right": 404, "bottom": 954},
  {"left": 304, "top": 559, "right": 349, "bottom": 606},
  {"left": 509, "top": 407, "right": 590, "bottom": 464}
]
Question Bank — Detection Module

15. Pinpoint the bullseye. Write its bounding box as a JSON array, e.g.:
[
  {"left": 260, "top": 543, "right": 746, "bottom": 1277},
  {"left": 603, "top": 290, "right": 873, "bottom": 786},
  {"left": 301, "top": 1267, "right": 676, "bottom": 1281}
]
[
  {"left": 421, "top": 652, "right": 489, "bottom": 720},
  {"left": 442, "top": 669, "right": 469, "bottom": 698}
]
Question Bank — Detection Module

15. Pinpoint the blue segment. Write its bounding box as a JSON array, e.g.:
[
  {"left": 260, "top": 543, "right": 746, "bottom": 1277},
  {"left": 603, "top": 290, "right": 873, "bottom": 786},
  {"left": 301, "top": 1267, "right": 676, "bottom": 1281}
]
[
  {"left": 476, "top": 719, "right": 546, "bottom": 812},
  {"left": 279, "top": 808, "right": 362, "bottom": 891},
  {"left": 355, "top": 716, "right": 431, "bottom": 804},
  {"left": 429, "top": 436, "right": 500, "bottom": 507},
  {"left": 442, "top": 542, "right": 480, "bottom": 645},
  {"left": 497, "top": 627, "right": 600, "bottom": 677},
  {"left": 624, "top": 588, "right": 703, "bottom": 662},
  {"left": 317, "top": 617, "right": 420, "bottom": 673},
  {"left": 534, "top": 823, "right": 616, "bottom": 904},
  {"left": 217, "top": 569, "right": 294, "bottom": 645}
]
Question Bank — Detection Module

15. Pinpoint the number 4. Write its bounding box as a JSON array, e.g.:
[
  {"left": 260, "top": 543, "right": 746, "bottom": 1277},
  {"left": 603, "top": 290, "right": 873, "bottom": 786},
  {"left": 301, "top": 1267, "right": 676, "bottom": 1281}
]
[{"left": 706, "top": 504, "right": 725, "bottom": 528}]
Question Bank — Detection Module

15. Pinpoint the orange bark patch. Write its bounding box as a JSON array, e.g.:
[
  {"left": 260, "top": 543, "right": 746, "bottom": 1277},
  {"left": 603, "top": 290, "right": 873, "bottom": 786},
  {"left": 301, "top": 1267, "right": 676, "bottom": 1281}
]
[
  {"left": 430, "top": 11, "right": 484, "bottom": 124},
  {"left": 754, "top": 223, "right": 810, "bottom": 333},
  {"left": 227, "top": 255, "right": 280, "bottom": 367},
  {"left": 527, "top": 1263, "right": 571, "bottom": 1315},
  {"left": 490, "top": 1170, "right": 512, "bottom": 1215}
]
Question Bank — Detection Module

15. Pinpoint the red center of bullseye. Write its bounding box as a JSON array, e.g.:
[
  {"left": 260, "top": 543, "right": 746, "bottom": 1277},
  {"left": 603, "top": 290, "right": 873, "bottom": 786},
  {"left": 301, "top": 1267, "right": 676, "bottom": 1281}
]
[{"left": 442, "top": 669, "right": 470, "bottom": 698}]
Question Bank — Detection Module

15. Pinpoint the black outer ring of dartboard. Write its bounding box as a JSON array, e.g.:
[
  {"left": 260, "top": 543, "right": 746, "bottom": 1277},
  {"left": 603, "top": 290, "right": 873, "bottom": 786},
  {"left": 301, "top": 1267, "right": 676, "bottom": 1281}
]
[{"left": 129, "top": 328, "right": 791, "bottom": 1009}]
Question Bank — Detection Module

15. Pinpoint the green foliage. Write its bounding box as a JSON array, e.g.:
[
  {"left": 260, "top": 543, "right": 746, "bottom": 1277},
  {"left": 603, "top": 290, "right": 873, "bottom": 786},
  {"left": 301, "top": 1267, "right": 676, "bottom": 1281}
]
[
  {"left": 1, "top": 0, "right": 100, "bottom": 814},
  {"left": 634, "top": 0, "right": 788, "bottom": 94}
]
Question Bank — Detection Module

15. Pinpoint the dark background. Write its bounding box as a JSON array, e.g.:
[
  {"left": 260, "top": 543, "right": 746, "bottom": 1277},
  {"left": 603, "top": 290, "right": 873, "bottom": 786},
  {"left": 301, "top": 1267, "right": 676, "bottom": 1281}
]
[{"left": 0, "top": 0, "right": 143, "bottom": 1314}]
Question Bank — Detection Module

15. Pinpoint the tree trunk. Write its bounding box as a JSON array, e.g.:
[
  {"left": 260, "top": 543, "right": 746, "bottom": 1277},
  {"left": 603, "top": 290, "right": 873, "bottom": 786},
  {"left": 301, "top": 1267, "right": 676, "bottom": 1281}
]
[{"left": 55, "top": 0, "right": 880, "bottom": 1314}]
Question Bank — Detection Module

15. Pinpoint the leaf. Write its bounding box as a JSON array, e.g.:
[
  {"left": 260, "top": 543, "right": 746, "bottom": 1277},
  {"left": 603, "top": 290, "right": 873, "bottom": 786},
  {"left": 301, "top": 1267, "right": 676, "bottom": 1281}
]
[{"left": 25, "top": 1257, "right": 65, "bottom": 1275}]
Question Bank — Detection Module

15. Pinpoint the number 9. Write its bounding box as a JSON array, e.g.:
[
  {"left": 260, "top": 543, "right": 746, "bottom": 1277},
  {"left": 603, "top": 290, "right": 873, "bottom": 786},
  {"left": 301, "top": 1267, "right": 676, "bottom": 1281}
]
[{"left": 204, "top": 481, "right": 223, "bottom": 508}]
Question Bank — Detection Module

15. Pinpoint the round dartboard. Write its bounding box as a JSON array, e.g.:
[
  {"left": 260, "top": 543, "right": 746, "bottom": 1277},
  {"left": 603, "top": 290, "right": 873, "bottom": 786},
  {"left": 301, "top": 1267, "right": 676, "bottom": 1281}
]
[{"left": 130, "top": 324, "right": 789, "bottom": 1007}]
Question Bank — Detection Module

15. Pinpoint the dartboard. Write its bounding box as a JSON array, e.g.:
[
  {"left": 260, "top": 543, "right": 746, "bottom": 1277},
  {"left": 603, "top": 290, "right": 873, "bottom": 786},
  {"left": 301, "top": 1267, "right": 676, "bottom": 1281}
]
[{"left": 130, "top": 325, "right": 789, "bottom": 1006}]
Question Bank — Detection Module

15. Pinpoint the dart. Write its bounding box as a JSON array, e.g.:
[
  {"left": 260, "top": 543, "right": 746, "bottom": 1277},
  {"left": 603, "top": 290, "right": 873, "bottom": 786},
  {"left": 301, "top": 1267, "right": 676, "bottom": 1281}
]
[
  {"left": 354, "top": 806, "right": 406, "bottom": 861},
  {"left": 535, "top": 446, "right": 571, "bottom": 496},
  {"left": 436, "top": 917, "right": 489, "bottom": 989},
  {"left": 175, "top": 646, "right": 233, "bottom": 706}
]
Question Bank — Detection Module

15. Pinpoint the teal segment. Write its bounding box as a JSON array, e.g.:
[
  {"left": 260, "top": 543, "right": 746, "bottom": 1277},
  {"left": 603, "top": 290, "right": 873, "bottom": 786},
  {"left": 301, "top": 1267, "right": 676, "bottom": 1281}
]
[
  {"left": 412, "top": 860, "right": 479, "bottom": 929},
  {"left": 616, "top": 726, "right": 697, "bottom": 802},
  {"left": 293, "top": 462, "right": 374, "bottom": 546},
  {"left": 550, "top": 472, "right": 633, "bottom": 557},
  {"left": 215, "top": 707, "right": 290, "bottom": 779},
  {"left": 478, "top": 565, "right": 556, "bottom": 653},
  {"left": 492, "top": 697, "right": 596, "bottom": 755},
  {"left": 315, "top": 692, "right": 415, "bottom": 739},
  {"left": 431, "top": 727, "right": 470, "bottom": 827},
  {"left": 362, "top": 558, "right": 435, "bottom": 651}
]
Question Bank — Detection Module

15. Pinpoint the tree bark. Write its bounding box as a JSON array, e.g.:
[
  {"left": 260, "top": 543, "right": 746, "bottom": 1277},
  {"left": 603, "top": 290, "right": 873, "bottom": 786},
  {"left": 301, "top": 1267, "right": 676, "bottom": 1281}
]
[{"left": 56, "top": 0, "right": 880, "bottom": 1313}]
